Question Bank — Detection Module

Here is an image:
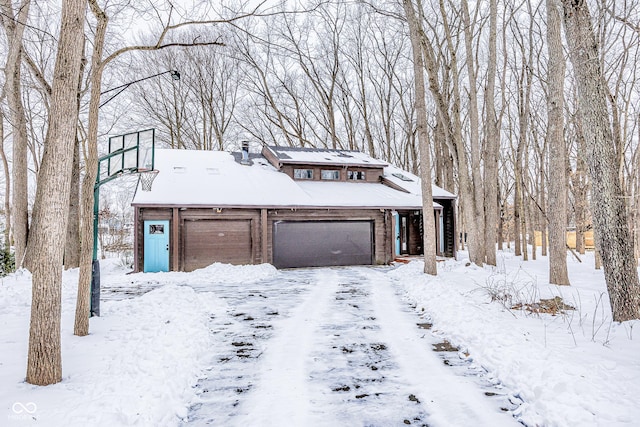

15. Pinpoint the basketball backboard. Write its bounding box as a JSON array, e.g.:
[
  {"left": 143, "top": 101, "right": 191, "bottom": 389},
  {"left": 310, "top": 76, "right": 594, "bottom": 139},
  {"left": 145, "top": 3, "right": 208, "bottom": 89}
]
[{"left": 97, "top": 129, "right": 155, "bottom": 185}]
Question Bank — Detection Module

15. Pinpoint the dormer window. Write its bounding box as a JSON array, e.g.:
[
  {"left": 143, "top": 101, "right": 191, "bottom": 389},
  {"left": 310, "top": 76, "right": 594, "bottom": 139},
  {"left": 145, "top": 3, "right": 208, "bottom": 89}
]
[
  {"left": 321, "top": 170, "right": 340, "bottom": 180},
  {"left": 348, "top": 170, "right": 366, "bottom": 181},
  {"left": 294, "top": 168, "right": 314, "bottom": 180}
]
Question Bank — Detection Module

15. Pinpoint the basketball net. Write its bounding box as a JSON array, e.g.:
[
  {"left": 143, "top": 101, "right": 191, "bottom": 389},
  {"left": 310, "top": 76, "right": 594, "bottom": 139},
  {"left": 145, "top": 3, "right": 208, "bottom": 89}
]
[{"left": 139, "top": 169, "right": 159, "bottom": 191}]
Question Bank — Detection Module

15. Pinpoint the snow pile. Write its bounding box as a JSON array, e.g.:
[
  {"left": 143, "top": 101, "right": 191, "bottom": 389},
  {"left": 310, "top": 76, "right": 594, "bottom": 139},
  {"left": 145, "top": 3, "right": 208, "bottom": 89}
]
[
  {"left": 106, "top": 262, "right": 279, "bottom": 291},
  {"left": 391, "top": 252, "right": 640, "bottom": 426},
  {"left": 0, "top": 262, "right": 221, "bottom": 427}
]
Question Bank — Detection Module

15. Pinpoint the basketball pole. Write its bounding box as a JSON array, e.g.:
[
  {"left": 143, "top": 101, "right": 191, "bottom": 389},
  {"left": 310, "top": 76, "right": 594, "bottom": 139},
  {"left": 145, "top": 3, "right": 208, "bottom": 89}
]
[
  {"left": 89, "top": 70, "right": 179, "bottom": 317},
  {"left": 90, "top": 130, "right": 157, "bottom": 317},
  {"left": 91, "top": 182, "right": 101, "bottom": 317}
]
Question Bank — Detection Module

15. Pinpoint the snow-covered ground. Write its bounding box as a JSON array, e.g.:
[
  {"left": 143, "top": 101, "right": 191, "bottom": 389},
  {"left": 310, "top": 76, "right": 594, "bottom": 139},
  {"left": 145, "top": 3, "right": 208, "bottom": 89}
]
[{"left": 0, "top": 250, "right": 638, "bottom": 426}]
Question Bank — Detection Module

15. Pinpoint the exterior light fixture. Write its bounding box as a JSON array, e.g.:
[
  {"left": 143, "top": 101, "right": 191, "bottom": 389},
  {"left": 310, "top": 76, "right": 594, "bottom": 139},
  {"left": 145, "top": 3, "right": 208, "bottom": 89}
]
[{"left": 100, "top": 70, "right": 182, "bottom": 108}]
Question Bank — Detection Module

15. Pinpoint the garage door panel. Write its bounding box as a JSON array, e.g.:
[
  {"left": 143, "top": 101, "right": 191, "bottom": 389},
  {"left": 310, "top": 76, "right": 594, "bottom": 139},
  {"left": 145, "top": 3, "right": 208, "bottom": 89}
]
[
  {"left": 184, "top": 220, "right": 251, "bottom": 271},
  {"left": 273, "top": 221, "right": 373, "bottom": 268}
]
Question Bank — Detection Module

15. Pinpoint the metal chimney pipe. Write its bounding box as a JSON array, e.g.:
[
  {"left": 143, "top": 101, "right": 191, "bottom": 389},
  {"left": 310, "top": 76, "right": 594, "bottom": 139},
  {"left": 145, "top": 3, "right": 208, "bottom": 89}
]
[{"left": 241, "top": 141, "right": 250, "bottom": 165}]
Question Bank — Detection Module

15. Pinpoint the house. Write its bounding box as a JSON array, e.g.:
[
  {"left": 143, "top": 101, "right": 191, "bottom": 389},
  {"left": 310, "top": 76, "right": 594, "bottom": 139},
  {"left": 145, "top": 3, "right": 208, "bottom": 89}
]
[{"left": 131, "top": 145, "right": 456, "bottom": 272}]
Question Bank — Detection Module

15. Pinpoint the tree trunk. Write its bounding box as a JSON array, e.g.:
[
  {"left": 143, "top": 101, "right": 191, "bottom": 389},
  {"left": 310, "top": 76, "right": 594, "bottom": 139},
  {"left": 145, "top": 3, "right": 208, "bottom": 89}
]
[
  {"left": 562, "top": 0, "right": 640, "bottom": 321},
  {"left": 514, "top": 147, "right": 523, "bottom": 257},
  {"left": 483, "top": 0, "right": 499, "bottom": 266},
  {"left": 0, "top": 110, "right": 11, "bottom": 247},
  {"left": 75, "top": 0, "right": 107, "bottom": 337},
  {"left": 403, "top": 0, "right": 437, "bottom": 275},
  {"left": 26, "top": 0, "right": 87, "bottom": 386},
  {"left": 571, "top": 123, "right": 589, "bottom": 255},
  {"left": 0, "top": 0, "right": 31, "bottom": 269},
  {"left": 433, "top": 0, "right": 484, "bottom": 266},
  {"left": 497, "top": 182, "right": 504, "bottom": 251},
  {"left": 546, "top": 0, "right": 570, "bottom": 285},
  {"left": 64, "top": 132, "right": 81, "bottom": 269},
  {"left": 461, "top": 0, "right": 486, "bottom": 266}
]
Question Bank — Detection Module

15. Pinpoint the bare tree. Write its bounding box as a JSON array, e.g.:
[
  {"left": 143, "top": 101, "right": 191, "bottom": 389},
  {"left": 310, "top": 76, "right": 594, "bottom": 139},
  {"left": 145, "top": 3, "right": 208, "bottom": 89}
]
[
  {"left": 483, "top": 0, "right": 499, "bottom": 266},
  {"left": 0, "top": 103, "right": 11, "bottom": 247},
  {"left": 546, "top": 0, "right": 570, "bottom": 285},
  {"left": 26, "top": 0, "right": 87, "bottom": 385},
  {"left": 0, "top": 0, "right": 31, "bottom": 268},
  {"left": 74, "top": 0, "right": 108, "bottom": 337},
  {"left": 561, "top": 0, "right": 640, "bottom": 321},
  {"left": 403, "top": 0, "right": 437, "bottom": 275}
]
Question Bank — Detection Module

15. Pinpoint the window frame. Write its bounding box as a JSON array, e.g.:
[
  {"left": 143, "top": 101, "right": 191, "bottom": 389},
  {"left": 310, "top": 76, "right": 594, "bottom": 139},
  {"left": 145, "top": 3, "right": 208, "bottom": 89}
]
[
  {"left": 347, "top": 170, "right": 366, "bottom": 181},
  {"left": 293, "top": 168, "right": 314, "bottom": 180},
  {"left": 321, "top": 169, "right": 340, "bottom": 180}
]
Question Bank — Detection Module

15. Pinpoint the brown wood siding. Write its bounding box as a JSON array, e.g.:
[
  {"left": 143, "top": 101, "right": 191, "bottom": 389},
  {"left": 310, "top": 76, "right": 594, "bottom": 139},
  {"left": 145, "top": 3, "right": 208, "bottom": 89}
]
[
  {"left": 183, "top": 219, "right": 252, "bottom": 271},
  {"left": 135, "top": 206, "right": 412, "bottom": 271},
  {"left": 172, "top": 208, "right": 180, "bottom": 269},
  {"left": 261, "top": 145, "right": 281, "bottom": 168}
]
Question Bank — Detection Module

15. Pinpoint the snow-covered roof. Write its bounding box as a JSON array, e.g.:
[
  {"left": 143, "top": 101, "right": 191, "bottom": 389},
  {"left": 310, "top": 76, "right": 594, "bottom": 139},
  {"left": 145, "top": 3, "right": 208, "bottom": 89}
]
[
  {"left": 265, "top": 145, "right": 389, "bottom": 167},
  {"left": 132, "top": 149, "right": 453, "bottom": 209},
  {"left": 383, "top": 164, "right": 456, "bottom": 199}
]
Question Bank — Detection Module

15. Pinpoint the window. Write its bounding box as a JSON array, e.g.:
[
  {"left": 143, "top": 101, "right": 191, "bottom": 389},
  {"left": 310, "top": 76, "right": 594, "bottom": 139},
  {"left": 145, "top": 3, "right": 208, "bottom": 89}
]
[
  {"left": 149, "top": 225, "right": 165, "bottom": 234},
  {"left": 348, "top": 170, "right": 366, "bottom": 181},
  {"left": 321, "top": 170, "right": 340, "bottom": 180},
  {"left": 294, "top": 169, "right": 314, "bottom": 180},
  {"left": 392, "top": 172, "right": 414, "bottom": 182}
]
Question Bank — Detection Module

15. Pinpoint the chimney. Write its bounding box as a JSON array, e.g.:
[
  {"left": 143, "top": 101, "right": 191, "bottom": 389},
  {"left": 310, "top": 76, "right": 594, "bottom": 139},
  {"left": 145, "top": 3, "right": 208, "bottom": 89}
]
[{"left": 241, "top": 141, "right": 250, "bottom": 165}]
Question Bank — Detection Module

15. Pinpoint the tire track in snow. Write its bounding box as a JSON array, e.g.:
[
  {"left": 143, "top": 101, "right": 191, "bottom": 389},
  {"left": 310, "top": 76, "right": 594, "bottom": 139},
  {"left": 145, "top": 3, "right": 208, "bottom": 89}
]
[
  {"left": 307, "top": 268, "right": 431, "bottom": 426},
  {"left": 185, "top": 266, "right": 521, "bottom": 426},
  {"left": 183, "top": 272, "right": 315, "bottom": 426},
  {"left": 364, "top": 268, "right": 521, "bottom": 427},
  {"left": 231, "top": 269, "right": 341, "bottom": 427}
]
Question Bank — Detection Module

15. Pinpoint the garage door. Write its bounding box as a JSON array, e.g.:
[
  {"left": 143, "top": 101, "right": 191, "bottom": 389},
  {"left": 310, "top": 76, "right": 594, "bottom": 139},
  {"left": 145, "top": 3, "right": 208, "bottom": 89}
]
[
  {"left": 184, "top": 219, "right": 252, "bottom": 271},
  {"left": 273, "top": 221, "right": 373, "bottom": 268}
]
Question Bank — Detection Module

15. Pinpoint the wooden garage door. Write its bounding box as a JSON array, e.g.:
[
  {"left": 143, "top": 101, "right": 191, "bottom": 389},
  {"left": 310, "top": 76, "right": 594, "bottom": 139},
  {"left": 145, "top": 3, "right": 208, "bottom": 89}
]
[
  {"left": 273, "top": 220, "right": 373, "bottom": 268},
  {"left": 183, "top": 219, "right": 252, "bottom": 271}
]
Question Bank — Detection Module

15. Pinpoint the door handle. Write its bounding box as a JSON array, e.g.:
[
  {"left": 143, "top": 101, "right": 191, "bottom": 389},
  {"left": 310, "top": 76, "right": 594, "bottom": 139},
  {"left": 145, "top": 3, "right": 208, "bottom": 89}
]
[{"left": 166, "top": 244, "right": 169, "bottom": 251}]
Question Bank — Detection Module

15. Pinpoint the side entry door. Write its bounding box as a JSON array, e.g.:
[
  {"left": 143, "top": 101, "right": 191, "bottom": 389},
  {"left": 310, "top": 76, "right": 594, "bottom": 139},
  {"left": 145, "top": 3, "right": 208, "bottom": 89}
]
[{"left": 144, "top": 220, "right": 170, "bottom": 272}]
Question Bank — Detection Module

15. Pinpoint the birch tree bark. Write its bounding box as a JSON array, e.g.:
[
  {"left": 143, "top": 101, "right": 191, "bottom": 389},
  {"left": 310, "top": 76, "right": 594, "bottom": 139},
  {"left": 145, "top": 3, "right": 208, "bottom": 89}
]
[
  {"left": 26, "top": 0, "right": 87, "bottom": 385},
  {"left": 403, "top": 0, "right": 437, "bottom": 275},
  {"left": 546, "top": 0, "right": 570, "bottom": 285},
  {"left": 562, "top": 0, "right": 640, "bottom": 321}
]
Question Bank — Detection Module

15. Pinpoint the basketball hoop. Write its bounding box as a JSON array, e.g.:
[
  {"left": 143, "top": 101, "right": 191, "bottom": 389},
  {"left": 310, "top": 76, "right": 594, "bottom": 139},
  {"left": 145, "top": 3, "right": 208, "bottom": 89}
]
[{"left": 139, "top": 169, "right": 159, "bottom": 191}]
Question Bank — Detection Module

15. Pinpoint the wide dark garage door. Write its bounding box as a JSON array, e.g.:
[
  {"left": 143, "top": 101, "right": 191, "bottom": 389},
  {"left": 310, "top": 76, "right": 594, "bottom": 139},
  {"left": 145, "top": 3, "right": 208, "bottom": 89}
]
[
  {"left": 273, "top": 220, "right": 373, "bottom": 268},
  {"left": 184, "top": 219, "right": 252, "bottom": 271}
]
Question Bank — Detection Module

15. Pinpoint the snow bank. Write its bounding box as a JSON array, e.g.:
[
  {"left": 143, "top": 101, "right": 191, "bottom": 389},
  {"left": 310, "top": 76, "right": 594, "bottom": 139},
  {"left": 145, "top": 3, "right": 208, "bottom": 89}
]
[
  {"left": 0, "top": 263, "right": 220, "bottom": 427},
  {"left": 392, "top": 252, "right": 640, "bottom": 427},
  {"left": 107, "top": 262, "right": 279, "bottom": 293}
]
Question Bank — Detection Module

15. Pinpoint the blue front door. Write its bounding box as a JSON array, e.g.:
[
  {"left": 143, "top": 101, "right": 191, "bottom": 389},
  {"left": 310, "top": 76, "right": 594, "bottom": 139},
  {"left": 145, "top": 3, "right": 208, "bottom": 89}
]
[{"left": 144, "top": 220, "right": 170, "bottom": 272}]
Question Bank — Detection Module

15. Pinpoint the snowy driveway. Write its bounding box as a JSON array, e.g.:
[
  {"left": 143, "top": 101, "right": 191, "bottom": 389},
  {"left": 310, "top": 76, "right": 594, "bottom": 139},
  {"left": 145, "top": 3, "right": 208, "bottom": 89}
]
[{"left": 183, "top": 266, "right": 521, "bottom": 427}]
